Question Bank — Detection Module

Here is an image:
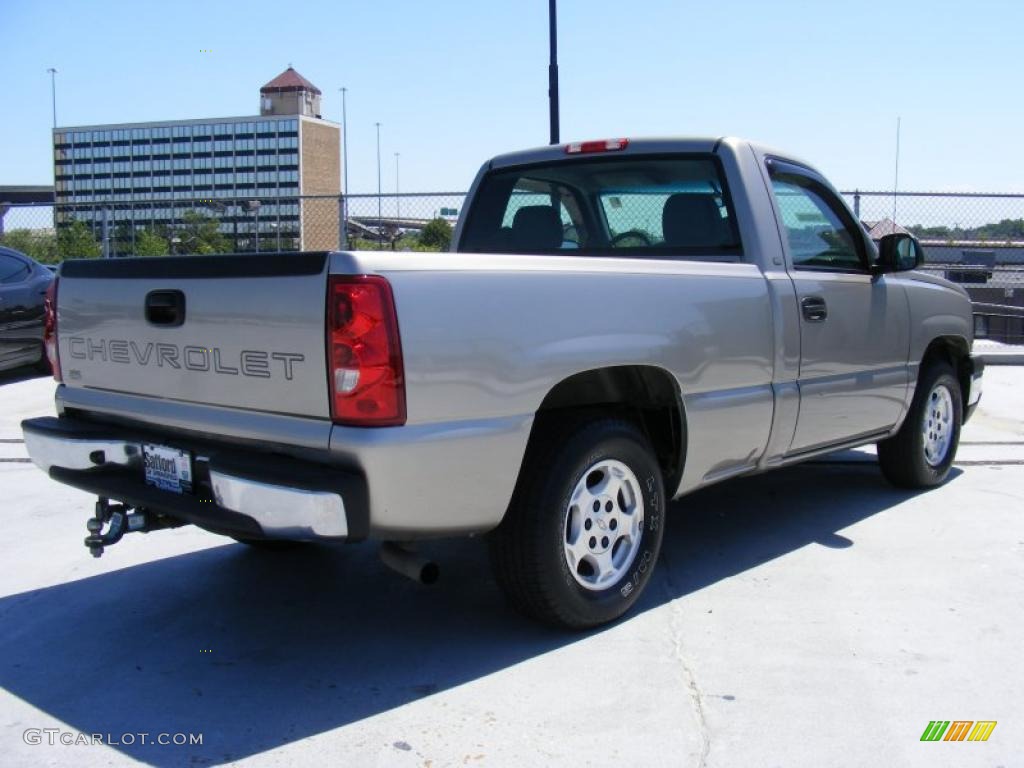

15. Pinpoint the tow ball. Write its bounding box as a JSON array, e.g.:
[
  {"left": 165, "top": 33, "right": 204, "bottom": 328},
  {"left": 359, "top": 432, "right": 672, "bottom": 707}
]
[{"left": 85, "top": 498, "right": 181, "bottom": 558}]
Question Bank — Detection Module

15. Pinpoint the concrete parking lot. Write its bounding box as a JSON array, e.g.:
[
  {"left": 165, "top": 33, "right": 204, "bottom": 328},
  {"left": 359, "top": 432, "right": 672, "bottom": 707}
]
[{"left": 1, "top": 367, "right": 1021, "bottom": 767}]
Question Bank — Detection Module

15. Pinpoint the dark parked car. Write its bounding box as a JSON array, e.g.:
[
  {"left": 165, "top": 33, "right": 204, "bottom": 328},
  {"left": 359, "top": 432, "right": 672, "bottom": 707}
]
[{"left": 0, "top": 246, "right": 55, "bottom": 373}]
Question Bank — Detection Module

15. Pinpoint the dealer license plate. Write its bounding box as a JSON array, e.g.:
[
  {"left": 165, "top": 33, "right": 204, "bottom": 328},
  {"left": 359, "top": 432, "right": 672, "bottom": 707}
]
[{"left": 143, "top": 444, "right": 193, "bottom": 494}]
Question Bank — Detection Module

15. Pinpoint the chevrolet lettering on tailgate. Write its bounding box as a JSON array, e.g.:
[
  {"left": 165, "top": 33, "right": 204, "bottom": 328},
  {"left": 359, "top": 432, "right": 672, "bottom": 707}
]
[{"left": 66, "top": 337, "right": 305, "bottom": 379}]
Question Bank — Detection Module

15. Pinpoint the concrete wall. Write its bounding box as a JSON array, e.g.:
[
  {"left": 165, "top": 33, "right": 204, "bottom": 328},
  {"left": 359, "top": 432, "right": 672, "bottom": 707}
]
[{"left": 922, "top": 244, "right": 1024, "bottom": 265}]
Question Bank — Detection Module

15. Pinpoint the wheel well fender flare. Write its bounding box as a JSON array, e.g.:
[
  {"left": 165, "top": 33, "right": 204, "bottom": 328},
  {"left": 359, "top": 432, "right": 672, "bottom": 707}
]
[{"left": 518, "top": 365, "right": 688, "bottom": 498}]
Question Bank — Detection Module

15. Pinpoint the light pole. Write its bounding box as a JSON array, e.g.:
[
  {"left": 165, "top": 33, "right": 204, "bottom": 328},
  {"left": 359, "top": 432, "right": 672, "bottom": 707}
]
[
  {"left": 47, "top": 67, "right": 59, "bottom": 257},
  {"left": 46, "top": 68, "right": 58, "bottom": 129},
  {"left": 394, "top": 152, "right": 400, "bottom": 226},
  {"left": 242, "top": 200, "right": 261, "bottom": 252},
  {"left": 548, "top": 0, "right": 559, "bottom": 144},
  {"left": 339, "top": 87, "right": 349, "bottom": 247},
  {"left": 375, "top": 122, "right": 382, "bottom": 249}
]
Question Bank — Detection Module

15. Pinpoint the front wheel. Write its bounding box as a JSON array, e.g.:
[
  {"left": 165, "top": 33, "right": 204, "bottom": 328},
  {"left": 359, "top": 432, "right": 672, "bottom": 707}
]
[
  {"left": 489, "top": 416, "right": 666, "bottom": 629},
  {"left": 877, "top": 360, "right": 963, "bottom": 488}
]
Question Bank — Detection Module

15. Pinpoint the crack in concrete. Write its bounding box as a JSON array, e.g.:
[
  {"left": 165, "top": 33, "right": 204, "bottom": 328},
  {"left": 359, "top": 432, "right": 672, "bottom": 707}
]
[{"left": 660, "top": 549, "right": 710, "bottom": 768}]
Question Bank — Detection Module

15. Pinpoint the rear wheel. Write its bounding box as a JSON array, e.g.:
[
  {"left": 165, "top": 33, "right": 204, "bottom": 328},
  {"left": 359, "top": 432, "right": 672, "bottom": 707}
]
[
  {"left": 490, "top": 416, "right": 666, "bottom": 629},
  {"left": 877, "top": 360, "right": 962, "bottom": 488}
]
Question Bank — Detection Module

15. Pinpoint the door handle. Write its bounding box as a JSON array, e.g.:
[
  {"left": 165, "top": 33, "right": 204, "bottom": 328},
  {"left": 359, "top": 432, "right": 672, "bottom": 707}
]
[{"left": 801, "top": 296, "right": 828, "bottom": 322}]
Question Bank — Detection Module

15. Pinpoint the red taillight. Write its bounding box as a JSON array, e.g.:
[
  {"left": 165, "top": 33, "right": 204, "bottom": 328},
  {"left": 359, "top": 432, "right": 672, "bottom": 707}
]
[
  {"left": 44, "top": 278, "right": 61, "bottom": 382},
  {"left": 327, "top": 275, "right": 405, "bottom": 426},
  {"left": 565, "top": 138, "right": 630, "bottom": 154}
]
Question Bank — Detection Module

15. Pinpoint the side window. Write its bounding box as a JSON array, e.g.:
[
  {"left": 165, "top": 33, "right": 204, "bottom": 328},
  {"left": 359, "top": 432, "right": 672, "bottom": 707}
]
[
  {"left": 0, "top": 254, "right": 31, "bottom": 284},
  {"left": 770, "top": 172, "right": 865, "bottom": 271}
]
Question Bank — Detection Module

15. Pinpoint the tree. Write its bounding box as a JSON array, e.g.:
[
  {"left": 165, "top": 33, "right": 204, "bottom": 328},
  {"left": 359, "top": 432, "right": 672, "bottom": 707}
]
[
  {"left": 419, "top": 217, "right": 452, "bottom": 250},
  {"left": 57, "top": 221, "right": 101, "bottom": 259},
  {"left": 0, "top": 228, "right": 58, "bottom": 263},
  {"left": 175, "top": 210, "right": 231, "bottom": 255},
  {"left": 111, "top": 223, "right": 136, "bottom": 257},
  {"left": 974, "top": 218, "right": 1024, "bottom": 240},
  {"left": 135, "top": 228, "right": 169, "bottom": 257}
]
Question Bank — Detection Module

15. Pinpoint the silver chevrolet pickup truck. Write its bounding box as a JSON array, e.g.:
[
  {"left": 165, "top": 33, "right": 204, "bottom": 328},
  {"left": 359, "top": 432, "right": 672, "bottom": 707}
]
[{"left": 22, "top": 137, "right": 984, "bottom": 628}]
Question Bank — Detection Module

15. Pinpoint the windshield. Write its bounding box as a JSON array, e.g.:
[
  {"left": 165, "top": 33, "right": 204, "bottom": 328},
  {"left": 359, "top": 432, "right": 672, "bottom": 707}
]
[{"left": 459, "top": 154, "right": 742, "bottom": 258}]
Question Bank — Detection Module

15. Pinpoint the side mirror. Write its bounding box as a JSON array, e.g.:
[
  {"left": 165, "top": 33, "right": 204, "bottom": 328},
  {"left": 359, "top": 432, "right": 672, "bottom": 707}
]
[{"left": 877, "top": 233, "right": 923, "bottom": 273}]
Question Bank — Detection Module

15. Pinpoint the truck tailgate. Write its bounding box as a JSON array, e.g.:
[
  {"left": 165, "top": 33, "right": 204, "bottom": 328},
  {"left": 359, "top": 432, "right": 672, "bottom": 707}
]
[{"left": 56, "top": 253, "right": 330, "bottom": 419}]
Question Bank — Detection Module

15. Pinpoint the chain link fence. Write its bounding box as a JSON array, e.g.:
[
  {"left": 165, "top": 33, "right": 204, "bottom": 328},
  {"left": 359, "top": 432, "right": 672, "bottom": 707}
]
[
  {"left": 2, "top": 190, "right": 1021, "bottom": 343},
  {"left": 841, "top": 191, "right": 1024, "bottom": 345},
  {"left": 0, "top": 193, "right": 468, "bottom": 260}
]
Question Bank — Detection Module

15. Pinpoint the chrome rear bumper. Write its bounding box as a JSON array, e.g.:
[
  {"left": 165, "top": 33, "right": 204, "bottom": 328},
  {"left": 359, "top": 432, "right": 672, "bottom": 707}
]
[
  {"left": 209, "top": 469, "right": 347, "bottom": 538},
  {"left": 21, "top": 416, "right": 364, "bottom": 541}
]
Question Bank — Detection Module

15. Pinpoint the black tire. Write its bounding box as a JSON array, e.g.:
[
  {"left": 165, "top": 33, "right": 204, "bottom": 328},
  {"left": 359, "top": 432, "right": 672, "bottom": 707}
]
[
  {"left": 489, "top": 415, "right": 666, "bottom": 629},
  {"left": 877, "top": 360, "right": 962, "bottom": 488},
  {"left": 231, "top": 537, "right": 307, "bottom": 551}
]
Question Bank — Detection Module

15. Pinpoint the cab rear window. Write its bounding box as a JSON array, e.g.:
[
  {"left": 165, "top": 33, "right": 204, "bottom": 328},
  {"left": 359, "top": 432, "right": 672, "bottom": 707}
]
[{"left": 459, "top": 155, "right": 742, "bottom": 258}]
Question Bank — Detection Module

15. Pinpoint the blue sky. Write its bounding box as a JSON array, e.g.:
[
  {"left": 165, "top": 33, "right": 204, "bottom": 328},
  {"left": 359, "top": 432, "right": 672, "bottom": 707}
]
[{"left": 2, "top": 0, "right": 1022, "bottom": 194}]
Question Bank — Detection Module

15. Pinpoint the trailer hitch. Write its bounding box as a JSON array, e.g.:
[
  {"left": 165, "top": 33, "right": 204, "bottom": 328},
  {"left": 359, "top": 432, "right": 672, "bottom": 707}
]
[{"left": 85, "top": 497, "right": 183, "bottom": 557}]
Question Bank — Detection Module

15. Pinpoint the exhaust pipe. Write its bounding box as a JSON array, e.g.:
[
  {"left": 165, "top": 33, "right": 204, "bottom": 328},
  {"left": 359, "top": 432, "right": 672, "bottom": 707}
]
[{"left": 379, "top": 542, "right": 439, "bottom": 585}]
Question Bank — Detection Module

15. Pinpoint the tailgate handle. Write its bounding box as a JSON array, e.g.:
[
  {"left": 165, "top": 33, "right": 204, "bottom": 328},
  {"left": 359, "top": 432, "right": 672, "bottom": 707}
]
[{"left": 145, "top": 290, "right": 186, "bottom": 327}]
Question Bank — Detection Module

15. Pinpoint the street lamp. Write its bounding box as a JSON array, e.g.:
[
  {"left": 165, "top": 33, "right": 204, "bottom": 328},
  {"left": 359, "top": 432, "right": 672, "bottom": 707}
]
[
  {"left": 241, "top": 200, "right": 261, "bottom": 252},
  {"left": 375, "top": 122, "right": 382, "bottom": 249},
  {"left": 339, "top": 87, "right": 350, "bottom": 248},
  {"left": 202, "top": 200, "right": 228, "bottom": 253},
  {"left": 46, "top": 67, "right": 60, "bottom": 259},
  {"left": 171, "top": 234, "right": 197, "bottom": 255},
  {"left": 395, "top": 152, "right": 400, "bottom": 227},
  {"left": 548, "top": 0, "right": 559, "bottom": 144},
  {"left": 46, "top": 68, "right": 58, "bottom": 130}
]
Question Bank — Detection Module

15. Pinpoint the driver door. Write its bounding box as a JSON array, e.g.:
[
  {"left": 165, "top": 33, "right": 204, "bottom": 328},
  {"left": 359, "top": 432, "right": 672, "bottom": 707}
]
[{"left": 768, "top": 161, "right": 910, "bottom": 453}]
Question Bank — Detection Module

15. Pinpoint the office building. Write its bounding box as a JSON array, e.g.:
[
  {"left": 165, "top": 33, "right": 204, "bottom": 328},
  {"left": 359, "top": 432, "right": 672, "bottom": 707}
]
[{"left": 52, "top": 67, "right": 341, "bottom": 253}]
